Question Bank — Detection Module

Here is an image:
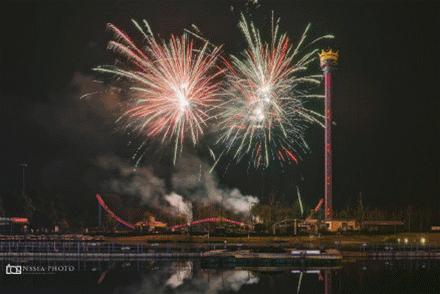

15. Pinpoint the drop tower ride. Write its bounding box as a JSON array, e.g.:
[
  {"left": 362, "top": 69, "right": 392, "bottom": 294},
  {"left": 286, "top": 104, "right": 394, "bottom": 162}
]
[{"left": 319, "top": 49, "right": 338, "bottom": 220}]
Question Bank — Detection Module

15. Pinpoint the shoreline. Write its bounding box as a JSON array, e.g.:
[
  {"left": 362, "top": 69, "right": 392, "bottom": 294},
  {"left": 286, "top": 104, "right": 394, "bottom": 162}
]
[{"left": 105, "top": 232, "right": 440, "bottom": 247}]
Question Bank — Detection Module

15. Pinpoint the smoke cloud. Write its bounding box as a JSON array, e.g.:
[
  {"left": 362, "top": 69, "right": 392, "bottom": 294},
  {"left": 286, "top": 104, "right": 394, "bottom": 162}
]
[
  {"left": 172, "top": 154, "right": 259, "bottom": 215},
  {"left": 164, "top": 193, "right": 193, "bottom": 222},
  {"left": 96, "top": 153, "right": 258, "bottom": 221},
  {"left": 96, "top": 155, "right": 166, "bottom": 210}
]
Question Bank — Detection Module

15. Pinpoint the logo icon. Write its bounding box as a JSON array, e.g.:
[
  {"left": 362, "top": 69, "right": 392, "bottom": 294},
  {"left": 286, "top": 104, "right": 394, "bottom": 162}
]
[{"left": 6, "top": 264, "right": 22, "bottom": 275}]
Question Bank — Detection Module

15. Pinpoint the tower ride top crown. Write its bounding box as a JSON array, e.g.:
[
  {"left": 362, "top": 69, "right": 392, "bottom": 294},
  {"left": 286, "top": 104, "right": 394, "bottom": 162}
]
[{"left": 319, "top": 49, "right": 338, "bottom": 71}]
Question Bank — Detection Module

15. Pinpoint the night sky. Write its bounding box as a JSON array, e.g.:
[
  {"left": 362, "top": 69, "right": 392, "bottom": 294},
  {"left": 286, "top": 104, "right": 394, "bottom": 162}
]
[{"left": 1, "top": 0, "right": 439, "bottom": 220}]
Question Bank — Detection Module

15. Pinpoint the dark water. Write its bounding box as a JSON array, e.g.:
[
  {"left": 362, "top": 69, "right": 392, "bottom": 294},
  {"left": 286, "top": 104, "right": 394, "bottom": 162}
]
[{"left": 1, "top": 259, "right": 440, "bottom": 293}]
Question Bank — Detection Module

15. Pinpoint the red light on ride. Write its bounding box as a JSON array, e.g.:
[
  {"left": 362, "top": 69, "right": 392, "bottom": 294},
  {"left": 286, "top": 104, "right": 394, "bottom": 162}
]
[{"left": 10, "top": 217, "right": 29, "bottom": 224}]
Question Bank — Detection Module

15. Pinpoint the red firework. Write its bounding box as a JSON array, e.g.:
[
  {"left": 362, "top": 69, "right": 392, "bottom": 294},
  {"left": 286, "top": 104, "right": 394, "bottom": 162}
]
[{"left": 95, "top": 20, "right": 224, "bottom": 163}]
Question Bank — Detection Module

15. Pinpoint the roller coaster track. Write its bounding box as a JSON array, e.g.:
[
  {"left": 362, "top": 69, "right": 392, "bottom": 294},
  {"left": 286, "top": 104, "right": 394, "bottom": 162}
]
[
  {"left": 96, "top": 194, "right": 135, "bottom": 230},
  {"left": 171, "top": 217, "right": 247, "bottom": 231}
]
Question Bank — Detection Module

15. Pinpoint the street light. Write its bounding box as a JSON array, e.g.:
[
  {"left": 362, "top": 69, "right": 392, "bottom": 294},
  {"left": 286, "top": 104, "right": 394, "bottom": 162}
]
[{"left": 19, "top": 163, "right": 28, "bottom": 197}]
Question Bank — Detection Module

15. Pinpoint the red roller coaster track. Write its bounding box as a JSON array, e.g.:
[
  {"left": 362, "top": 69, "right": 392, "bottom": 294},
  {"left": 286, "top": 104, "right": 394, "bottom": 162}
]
[
  {"left": 96, "top": 194, "right": 135, "bottom": 229},
  {"left": 171, "top": 217, "right": 246, "bottom": 231}
]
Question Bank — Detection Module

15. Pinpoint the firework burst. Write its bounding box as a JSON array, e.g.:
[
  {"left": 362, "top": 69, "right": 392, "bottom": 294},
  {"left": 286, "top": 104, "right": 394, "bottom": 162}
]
[
  {"left": 94, "top": 20, "right": 223, "bottom": 164},
  {"left": 215, "top": 14, "right": 333, "bottom": 169}
]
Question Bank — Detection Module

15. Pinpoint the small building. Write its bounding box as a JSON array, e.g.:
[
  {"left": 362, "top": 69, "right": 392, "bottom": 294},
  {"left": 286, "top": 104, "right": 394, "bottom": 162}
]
[
  {"left": 135, "top": 216, "right": 167, "bottom": 232},
  {"left": 431, "top": 225, "right": 440, "bottom": 232},
  {"left": 299, "top": 218, "right": 320, "bottom": 234},
  {"left": 325, "top": 219, "right": 360, "bottom": 233}
]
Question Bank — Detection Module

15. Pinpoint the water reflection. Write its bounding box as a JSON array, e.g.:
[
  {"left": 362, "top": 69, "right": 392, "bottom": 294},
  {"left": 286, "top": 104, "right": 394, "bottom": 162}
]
[
  {"left": 166, "top": 261, "right": 193, "bottom": 288},
  {"left": 114, "top": 261, "right": 260, "bottom": 294},
  {"left": 1, "top": 259, "right": 440, "bottom": 293}
]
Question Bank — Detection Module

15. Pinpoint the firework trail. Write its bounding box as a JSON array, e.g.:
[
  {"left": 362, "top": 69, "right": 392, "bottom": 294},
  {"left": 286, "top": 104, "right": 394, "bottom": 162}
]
[
  {"left": 216, "top": 13, "right": 333, "bottom": 169},
  {"left": 94, "top": 20, "right": 224, "bottom": 164}
]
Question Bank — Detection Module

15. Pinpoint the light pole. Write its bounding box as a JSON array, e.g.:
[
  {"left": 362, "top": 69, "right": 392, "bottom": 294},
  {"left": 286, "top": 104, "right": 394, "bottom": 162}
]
[{"left": 19, "top": 163, "right": 28, "bottom": 197}]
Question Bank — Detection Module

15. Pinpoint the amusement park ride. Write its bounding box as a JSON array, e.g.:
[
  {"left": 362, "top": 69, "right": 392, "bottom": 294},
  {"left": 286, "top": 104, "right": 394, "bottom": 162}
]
[{"left": 319, "top": 48, "right": 339, "bottom": 221}]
